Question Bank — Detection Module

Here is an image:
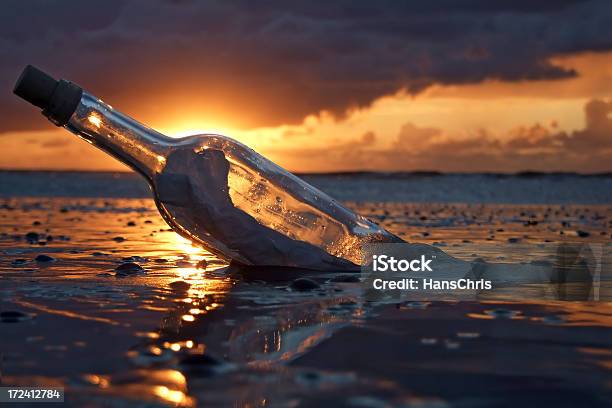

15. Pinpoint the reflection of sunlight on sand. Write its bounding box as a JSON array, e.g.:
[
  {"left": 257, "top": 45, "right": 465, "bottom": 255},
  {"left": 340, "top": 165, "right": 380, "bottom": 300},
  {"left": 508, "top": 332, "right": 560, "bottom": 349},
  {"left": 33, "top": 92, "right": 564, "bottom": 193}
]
[
  {"left": 168, "top": 232, "right": 231, "bottom": 326},
  {"left": 154, "top": 385, "right": 188, "bottom": 405},
  {"left": 150, "top": 371, "right": 191, "bottom": 405},
  {"left": 172, "top": 234, "right": 206, "bottom": 260}
]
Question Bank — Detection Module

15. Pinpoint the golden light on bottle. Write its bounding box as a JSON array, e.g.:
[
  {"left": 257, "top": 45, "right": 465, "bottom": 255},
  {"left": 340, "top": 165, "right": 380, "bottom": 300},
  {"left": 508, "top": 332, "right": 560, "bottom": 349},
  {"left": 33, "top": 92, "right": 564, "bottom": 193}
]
[{"left": 87, "top": 113, "right": 102, "bottom": 128}]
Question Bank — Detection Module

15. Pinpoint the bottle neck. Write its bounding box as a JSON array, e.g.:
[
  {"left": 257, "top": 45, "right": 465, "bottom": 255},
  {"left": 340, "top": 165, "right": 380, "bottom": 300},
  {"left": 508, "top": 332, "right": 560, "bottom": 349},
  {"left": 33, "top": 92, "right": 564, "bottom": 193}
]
[{"left": 65, "top": 92, "right": 173, "bottom": 180}]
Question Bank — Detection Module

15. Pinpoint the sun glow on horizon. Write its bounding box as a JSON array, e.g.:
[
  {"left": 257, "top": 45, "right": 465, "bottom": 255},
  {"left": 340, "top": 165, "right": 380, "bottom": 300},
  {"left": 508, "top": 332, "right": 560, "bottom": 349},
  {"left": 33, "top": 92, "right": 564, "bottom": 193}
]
[{"left": 1, "top": 52, "right": 610, "bottom": 173}]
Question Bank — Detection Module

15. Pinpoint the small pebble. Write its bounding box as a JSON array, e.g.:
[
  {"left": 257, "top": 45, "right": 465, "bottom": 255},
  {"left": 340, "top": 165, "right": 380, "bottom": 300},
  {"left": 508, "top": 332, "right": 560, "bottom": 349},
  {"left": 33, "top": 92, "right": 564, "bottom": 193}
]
[
  {"left": 35, "top": 254, "right": 56, "bottom": 263},
  {"left": 25, "top": 232, "right": 39, "bottom": 243},
  {"left": 179, "top": 353, "right": 226, "bottom": 377},
  {"left": 11, "top": 258, "right": 28, "bottom": 266},
  {"left": 180, "top": 353, "right": 221, "bottom": 367},
  {"left": 1, "top": 310, "right": 32, "bottom": 323},
  {"left": 115, "top": 262, "right": 145, "bottom": 276},
  {"left": 196, "top": 259, "right": 208, "bottom": 269},
  {"left": 576, "top": 230, "right": 590, "bottom": 238},
  {"left": 123, "top": 256, "right": 146, "bottom": 263},
  {"left": 290, "top": 278, "right": 320, "bottom": 291},
  {"left": 113, "top": 236, "right": 126, "bottom": 242}
]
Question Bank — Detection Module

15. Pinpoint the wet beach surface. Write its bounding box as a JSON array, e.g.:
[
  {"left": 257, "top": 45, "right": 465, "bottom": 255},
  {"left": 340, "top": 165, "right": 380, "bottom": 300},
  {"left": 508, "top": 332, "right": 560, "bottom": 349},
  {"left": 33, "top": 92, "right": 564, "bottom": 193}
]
[{"left": 1, "top": 191, "right": 611, "bottom": 406}]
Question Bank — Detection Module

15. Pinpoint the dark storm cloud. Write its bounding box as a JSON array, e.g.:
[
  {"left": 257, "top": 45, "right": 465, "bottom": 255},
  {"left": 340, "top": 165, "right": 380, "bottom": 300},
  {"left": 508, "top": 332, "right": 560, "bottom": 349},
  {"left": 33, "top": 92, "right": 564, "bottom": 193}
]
[{"left": 1, "top": 0, "right": 611, "bottom": 132}]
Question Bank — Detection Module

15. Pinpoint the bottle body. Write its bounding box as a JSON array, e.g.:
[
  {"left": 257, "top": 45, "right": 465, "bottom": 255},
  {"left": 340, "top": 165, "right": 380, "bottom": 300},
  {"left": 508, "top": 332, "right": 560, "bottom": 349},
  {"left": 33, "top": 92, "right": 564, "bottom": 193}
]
[
  {"left": 14, "top": 66, "right": 402, "bottom": 270},
  {"left": 152, "top": 135, "right": 402, "bottom": 269}
]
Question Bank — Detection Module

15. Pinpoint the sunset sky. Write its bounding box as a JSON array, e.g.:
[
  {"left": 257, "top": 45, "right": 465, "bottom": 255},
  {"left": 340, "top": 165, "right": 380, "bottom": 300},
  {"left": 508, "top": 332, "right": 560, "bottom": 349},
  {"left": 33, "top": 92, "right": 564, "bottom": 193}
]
[{"left": 1, "top": 0, "right": 611, "bottom": 173}]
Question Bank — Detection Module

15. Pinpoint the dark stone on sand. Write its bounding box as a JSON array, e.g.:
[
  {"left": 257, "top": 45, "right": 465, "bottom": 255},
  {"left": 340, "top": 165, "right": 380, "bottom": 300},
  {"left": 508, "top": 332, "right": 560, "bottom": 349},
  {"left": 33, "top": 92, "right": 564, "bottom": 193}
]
[
  {"left": 154, "top": 258, "right": 168, "bottom": 263},
  {"left": 299, "top": 371, "right": 320, "bottom": 381},
  {"left": 32, "top": 221, "right": 41, "bottom": 226},
  {"left": 507, "top": 237, "right": 521, "bottom": 243},
  {"left": 115, "top": 262, "right": 145, "bottom": 276},
  {"left": 290, "top": 278, "right": 320, "bottom": 291},
  {"left": 11, "top": 258, "right": 28, "bottom": 266},
  {"left": 126, "top": 221, "right": 136, "bottom": 226},
  {"left": 113, "top": 236, "right": 126, "bottom": 242},
  {"left": 330, "top": 275, "right": 361, "bottom": 283},
  {"left": 179, "top": 354, "right": 223, "bottom": 376},
  {"left": 25, "top": 231, "right": 39, "bottom": 243},
  {"left": 92, "top": 252, "right": 109, "bottom": 256},
  {"left": 169, "top": 280, "right": 191, "bottom": 291},
  {"left": 0, "top": 310, "right": 30, "bottom": 323},
  {"left": 45, "top": 235, "right": 53, "bottom": 242},
  {"left": 485, "top": 308, "right": 520, "bottom": 319},
  {"left": 196, "top": 259, "right": 208, "bottom": 269},
  {"left": 96, "top": 272, "right": 113, "bottom": 277},
  {"left": 35, "top": 254, "right": 56, "bottom": 263},
  {"left": 144, "top": 220, "right": 153, "bottom": 224},
  {"left": 576, "top": 230, "right": 590, "bottom": 238},
  {"left": 123, "top": 256, "right": 147, "bottom": 262}
]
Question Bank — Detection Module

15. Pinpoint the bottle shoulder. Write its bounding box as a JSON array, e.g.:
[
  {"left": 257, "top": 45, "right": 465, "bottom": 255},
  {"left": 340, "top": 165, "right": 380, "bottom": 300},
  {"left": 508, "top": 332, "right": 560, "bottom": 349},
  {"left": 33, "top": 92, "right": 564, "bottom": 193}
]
[{"left": 171, "top": 133, "right": 246, "bottom": 147}]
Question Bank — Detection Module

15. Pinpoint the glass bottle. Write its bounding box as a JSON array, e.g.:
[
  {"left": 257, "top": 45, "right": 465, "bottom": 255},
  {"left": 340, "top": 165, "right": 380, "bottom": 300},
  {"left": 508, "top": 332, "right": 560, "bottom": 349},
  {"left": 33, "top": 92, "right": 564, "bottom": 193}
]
[{"left": 14, "top": 65, "right": 402, "bottom": 270}]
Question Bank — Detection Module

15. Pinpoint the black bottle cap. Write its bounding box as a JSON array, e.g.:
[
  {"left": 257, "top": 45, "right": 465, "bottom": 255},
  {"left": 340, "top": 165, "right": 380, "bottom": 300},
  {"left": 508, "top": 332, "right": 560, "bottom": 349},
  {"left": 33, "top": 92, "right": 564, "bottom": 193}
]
[{"left": 13, "top": 65, "right": 83, "bottom": 126}]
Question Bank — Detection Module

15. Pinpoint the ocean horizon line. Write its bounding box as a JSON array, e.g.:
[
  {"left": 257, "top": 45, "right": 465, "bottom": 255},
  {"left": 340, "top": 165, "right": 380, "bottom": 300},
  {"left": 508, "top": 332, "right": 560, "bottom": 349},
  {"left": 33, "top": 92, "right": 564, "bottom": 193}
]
[{"left": 1, "top": 169, "right": 611, "bottom": 178}]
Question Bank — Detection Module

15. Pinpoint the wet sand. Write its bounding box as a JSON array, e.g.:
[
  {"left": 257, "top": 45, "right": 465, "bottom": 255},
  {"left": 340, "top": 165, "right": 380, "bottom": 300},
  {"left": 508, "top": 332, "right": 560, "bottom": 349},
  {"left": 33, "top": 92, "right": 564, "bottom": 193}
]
[{"left": 1, "top": 197, "right": 611, "bottom": 407}]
